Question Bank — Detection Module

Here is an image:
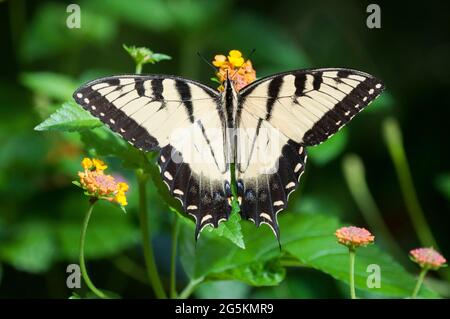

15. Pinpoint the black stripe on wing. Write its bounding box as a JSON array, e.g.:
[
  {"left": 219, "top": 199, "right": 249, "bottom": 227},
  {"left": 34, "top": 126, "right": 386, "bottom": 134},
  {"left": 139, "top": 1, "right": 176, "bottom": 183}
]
[
  {"left": 74, "top": 78, "right": 159, "bottom": 151},
  {"left": 239, "top": 68, "right": 385, "bottom": 146},
  {"left": 158, "top": 144, "right": 232, "bottom": 240},
  {"left": 300, "top": 71, "right": 385, "bottom": 146},
  {"left": 73, "top": 75, "right": 219, "bottom": 152},
  {"left": 237, "top": 140, "right": 307, "bottom": 241}
]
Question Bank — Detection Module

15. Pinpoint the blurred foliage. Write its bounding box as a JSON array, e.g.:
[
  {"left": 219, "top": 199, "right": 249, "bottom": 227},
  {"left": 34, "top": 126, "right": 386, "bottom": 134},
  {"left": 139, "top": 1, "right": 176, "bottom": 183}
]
[{"left": 1, "top": 0, "right": 449, "bottom": 298}]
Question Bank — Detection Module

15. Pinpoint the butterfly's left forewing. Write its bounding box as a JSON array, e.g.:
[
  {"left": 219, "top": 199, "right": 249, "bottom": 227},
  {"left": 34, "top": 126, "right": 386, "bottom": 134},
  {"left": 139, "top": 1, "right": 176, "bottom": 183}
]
[
  {"left": 74, "top": 75, "right": 232, "bottom": 238},
  {"left": 236, "top": 68, "right": 385, "bottom": 238}
]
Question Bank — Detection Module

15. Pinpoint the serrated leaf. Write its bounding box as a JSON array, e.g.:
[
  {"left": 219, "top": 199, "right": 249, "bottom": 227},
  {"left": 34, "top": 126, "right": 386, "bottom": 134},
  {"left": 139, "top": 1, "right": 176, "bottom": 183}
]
[
  {"left": 212, "top": 259, "right": 286, "bottom": 286},
  {"left": 150, "top": 53, "right": 172, "bottom": 62},
  {"left": 123, "top": 44, "right": 171, "bottom": 67},
  {"left": 280, "top": 214, "right": 438, "bottom": 298},
  {"left": 180, "top": 212, "right": 438, "bottom": 297},
  {"left": 179, "top": 216, "right": 282, "bottom": 283},
  {"left": 309, "top": 129, "right": 348, "bottom": 165},
  {"left": 34, "top": 102, "right": 101, "bottom": 132},
  {"left": 206, "top": 208, "right": 245, "bottom": 249},
  {"left": 79, "top": 126, "right": 151, "bottom": 171}
]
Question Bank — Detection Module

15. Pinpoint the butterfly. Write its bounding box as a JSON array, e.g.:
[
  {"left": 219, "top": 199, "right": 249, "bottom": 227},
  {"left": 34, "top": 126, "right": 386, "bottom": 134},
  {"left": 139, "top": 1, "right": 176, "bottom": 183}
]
[{"left": 73, "top": 68, "right": 385, "bottom": 240}]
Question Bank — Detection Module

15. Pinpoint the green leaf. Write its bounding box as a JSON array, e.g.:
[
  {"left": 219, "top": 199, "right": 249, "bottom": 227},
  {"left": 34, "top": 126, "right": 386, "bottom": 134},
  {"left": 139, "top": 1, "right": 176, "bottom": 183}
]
[
  {"left": 212, "top": 259, "right": 286, "bottom": 286},
  {"left": 180, "top": 212, "right": 438, "bottom": 297},
  {"left": 309, "top": 129, "right": 348, "bottom": 165},
  {"left": 0, "top": 222, "right": 56, "bottom": 273},
  {"left": 435, "top": 173, "right": 450, "bottom": 200},
  {"left": 34, "top": 102, "right": 101, "bottom": 132},
  {"left": 79, "top": 126, "right": 151, "bottom": 171},
  {"left": 150, "top": 53, "right": 172, "bottom": 63},
  {"left": 280, "top": 214, "right": 438, "bottom": 298},
  {"left": 179, "top": 216, "right": 282, "bottom": 284},
  {"left": 195, "top": 281, "right": 250, "bottom": 299},
  {"left": 206, "top": 206, "right": 245, "bottom": 249},
  {"left": 69, "top": 292, "right": 82, "bottom": 299},
  {"left": 21, "top": 72, "right": 78, "bottom": 101},
  {"left": 123, "top": 44, "right": 171, "bottom": 67}
]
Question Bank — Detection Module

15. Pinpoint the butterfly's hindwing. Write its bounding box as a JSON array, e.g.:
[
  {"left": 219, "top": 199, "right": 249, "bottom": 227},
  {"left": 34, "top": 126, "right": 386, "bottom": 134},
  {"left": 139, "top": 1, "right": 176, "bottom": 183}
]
[
  {"left": 158, "top": 144, "right": 232, "bottom": 239},
  {"left": 237, "top": 139, "right": 307, "bottom": 239}
]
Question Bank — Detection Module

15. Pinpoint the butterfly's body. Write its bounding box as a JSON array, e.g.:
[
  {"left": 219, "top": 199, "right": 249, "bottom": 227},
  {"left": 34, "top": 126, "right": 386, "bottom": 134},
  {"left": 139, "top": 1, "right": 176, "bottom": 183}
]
[{"left": 74, "top": 68, "right": 385, "bottom": 240}]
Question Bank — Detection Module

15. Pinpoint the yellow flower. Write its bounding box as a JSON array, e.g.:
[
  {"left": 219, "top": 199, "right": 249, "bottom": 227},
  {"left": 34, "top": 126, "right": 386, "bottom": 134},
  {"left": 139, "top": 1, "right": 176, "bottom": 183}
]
[
  {"left": 92, "top": 158, "right": 107, "bottom": 171},
  {"left": 228, "top": 50, "right": 244, "bottom": 67},
  {"left": 117, "top": 182, "right": 129, "bottom": 192},
  {"left": 114, "top": 192, "right": 128, "bottom": 206},
  {"left": 212, "top": 55, "right": 227, "bottom": 67},
  {"left": 76, "top": 158, "right": 129, "bottom": 207},
  {"left": 82, "top": 157, "right": 93, "bottom": 170},
  {"left": 211, "top": 50, "right": 256, "bottom": 92}
]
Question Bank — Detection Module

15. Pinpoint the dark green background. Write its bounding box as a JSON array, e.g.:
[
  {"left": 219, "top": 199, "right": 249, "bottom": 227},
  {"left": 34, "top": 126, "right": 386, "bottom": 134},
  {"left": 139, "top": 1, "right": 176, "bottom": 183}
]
[{"left": 0, "top": 0, "right": 449, "bottom": 298}]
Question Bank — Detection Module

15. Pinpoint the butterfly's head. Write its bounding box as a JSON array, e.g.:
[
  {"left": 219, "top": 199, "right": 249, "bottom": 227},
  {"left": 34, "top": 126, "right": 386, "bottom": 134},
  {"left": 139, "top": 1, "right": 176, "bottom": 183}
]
[{"left": 224, "top": 70, "right": 232, "bottom": 89}]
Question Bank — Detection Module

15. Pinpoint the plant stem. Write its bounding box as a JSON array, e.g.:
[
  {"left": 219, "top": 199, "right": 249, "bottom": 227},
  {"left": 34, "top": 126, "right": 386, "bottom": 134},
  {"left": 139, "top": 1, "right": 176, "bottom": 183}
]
[
  {"left": 349, "top": 248, "right": 356, "bottom": 299},
  {"left": 136, "top": 169, "right": 167, "bottom": 299},
  {"left": 178, "top": 277, "right": 204, "bottom": 299},
  {"left": 382, "top": 118, "right": 438, "bottom": 249},
  {"left": 79, "top": 198, "right": 109, "bottom": 299},
  {"left": 135, "top": 63, "right": 142, "bottom": 75},
  {"left": 342, "top": 154, "right": 407, "bottom": 264},
  {"left": 170, "top": 216, "right": 180, "bottom": 298},
  {"left": 412, "top": 268, "right": 428, "bottom": 298}
]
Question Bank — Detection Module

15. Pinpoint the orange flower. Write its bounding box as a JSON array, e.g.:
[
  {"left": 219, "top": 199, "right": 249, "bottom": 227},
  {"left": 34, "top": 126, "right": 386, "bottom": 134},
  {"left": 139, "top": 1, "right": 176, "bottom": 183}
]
[
  {"left": 76, "top": 158, "right": 129, "bottom": 207},
  {"left": 335, "top": 226, "right": 375, "bottom": 249},
  {"left": 212, "top": 50, "right": 256, "bottom": 91},
  {"left": 410, "top": 247, "right": 447, "bottom": 270}
]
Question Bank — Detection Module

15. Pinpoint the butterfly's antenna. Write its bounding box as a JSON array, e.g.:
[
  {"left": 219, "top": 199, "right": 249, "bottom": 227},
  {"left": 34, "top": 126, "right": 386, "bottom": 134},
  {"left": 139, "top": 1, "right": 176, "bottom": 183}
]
[
  {"left": 197, "top": 52, "right": 217, "bottom": 74},
  {"left": 230, "top": 49, "right": 256, "bottom": 81}
]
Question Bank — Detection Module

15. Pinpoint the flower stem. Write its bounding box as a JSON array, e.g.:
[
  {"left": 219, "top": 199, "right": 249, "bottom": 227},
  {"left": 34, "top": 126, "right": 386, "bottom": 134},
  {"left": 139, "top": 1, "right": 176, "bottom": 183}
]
[
  {"left": 412, "top": 268, "right": 428, "bottom": 298},
  {"left": 178, "top": 277, "right": 204, "bottom": 299},
  {"left": 170, "top": 216, "right": 180, "bottom": 298},
  {"left": 79, "top": 198, "right": 109, "bottom": 299},
  {"left": 382, "top": 118, "right": 438, "bottom": 249},
  {"left": 136, "top": 169, "right": 167, "bottom": 299},
  {"left": 349, "top": 248, "right": 356, "bottom": 299}
]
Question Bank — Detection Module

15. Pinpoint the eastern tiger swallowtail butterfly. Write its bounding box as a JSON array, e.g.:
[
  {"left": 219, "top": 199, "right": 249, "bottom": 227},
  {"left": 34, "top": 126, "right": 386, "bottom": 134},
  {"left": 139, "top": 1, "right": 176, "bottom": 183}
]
[{"left": 73, "top": 68, "right": 385, "bottom": 240}]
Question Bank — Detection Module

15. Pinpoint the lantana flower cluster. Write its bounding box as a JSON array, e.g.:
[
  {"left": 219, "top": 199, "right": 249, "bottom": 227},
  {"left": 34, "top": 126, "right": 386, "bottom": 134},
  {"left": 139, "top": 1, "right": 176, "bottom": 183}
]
[
  {"left": 409, "top": 247, "right": 447, "bottom": 270},
  {"left": 335, "top": 226, "right": 375, "bottom": 249},
  {"left": 76, "top": 157, "right": 129, "bottom": 207},
  {"left": 212, "top": 50, "right": 256, "bottom": 91}
]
